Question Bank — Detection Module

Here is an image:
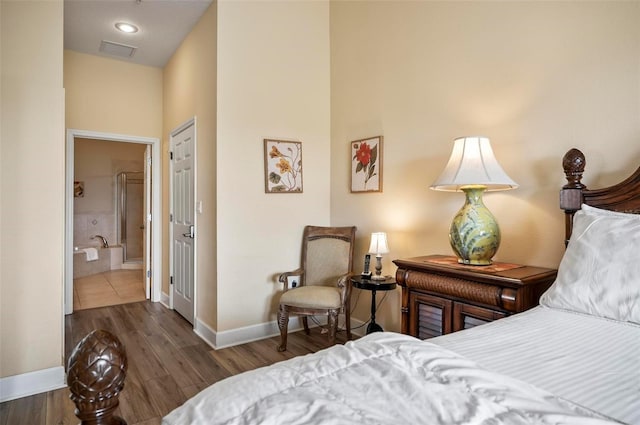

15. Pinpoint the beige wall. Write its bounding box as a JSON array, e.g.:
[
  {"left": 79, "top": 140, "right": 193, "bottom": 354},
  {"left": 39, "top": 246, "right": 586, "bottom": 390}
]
[
  {"left": 330, "top": 1, "right": 640, "bottom": 331},
  {"left": 163, "top": 3, "right": 218, "bottom": 326},
  {"left": 64, "top": 50, "right": 162, "bottom": 138},
  {"left": 1, "top": 0, "right": 65, "bottom": 378},
  {"left": 216, "top": 0, "right": 331, "bottom": 330}
]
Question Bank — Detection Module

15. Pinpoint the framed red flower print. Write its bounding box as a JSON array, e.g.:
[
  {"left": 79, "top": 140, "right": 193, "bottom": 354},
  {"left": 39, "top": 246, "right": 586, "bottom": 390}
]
[{"left": 351, "top": 136, "right": 383, "bottom": 193}]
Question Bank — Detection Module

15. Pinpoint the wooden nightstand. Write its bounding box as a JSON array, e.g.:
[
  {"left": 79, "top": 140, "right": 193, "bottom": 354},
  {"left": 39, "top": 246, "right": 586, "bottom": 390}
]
[{"left": 393, "top": 255, "right": 557, "bottom": 340}]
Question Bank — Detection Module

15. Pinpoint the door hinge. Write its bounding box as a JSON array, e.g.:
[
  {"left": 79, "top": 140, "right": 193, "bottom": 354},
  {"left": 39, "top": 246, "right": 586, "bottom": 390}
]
[
  {"left": 147, "top": 270, "right": 151, "bottom": 278},
  {"left": 170, "top": 151, "right": 174, "bottom": 160},
  {"left": 169, "top": 213, "right": 173, "bottom": 222},
  {"left": 170, "top": 276, "right": 174, "bottom": 285}
]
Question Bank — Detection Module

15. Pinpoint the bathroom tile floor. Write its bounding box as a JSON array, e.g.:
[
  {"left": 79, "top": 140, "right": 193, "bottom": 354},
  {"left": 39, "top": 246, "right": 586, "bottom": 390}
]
[{"left": 74, "top": 269, "right": 146, "bottom": 310}]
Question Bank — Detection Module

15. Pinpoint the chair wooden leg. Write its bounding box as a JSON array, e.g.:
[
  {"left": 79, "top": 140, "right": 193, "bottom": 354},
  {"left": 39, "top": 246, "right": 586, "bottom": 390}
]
[
  {"left": 277, "top": 306, "right": 289, "bottom": 352},
  {"left": 345, "top": 304, "right": 352, "bottom": 341},
  {"left": 302, "top": 316, "right": 310, "bottom": 335},
  {"left": 328, "top": 310, "right": 338, "bottom": 345}
]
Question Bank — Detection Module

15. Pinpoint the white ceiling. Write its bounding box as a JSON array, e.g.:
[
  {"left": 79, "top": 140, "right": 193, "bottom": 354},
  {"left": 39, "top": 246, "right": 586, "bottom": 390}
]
[{"left": 64, "top": 0, "right": 213, "bottom": 68}]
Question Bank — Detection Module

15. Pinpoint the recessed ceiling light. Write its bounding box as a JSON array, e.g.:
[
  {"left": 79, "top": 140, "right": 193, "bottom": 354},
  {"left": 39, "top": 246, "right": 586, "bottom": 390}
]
[{"left": 115, "top": 22, "right": 139, "bottom": 34}]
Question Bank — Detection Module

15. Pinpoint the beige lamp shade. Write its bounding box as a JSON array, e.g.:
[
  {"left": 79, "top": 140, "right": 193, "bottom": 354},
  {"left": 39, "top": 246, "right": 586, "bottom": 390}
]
[
  {"left": 368, "top": 232, "right": 390, "bottom": 255},
  {"left": 431, "top": 136, "right": 518, "bottom": 192},
  {"left": 368, "top": 232, "right": 389, "bottom": 280}
]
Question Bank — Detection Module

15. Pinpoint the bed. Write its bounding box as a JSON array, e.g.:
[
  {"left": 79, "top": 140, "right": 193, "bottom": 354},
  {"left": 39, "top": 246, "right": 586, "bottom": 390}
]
[{"left": 67, "top": 148, "right": 640, "bottom": 425}]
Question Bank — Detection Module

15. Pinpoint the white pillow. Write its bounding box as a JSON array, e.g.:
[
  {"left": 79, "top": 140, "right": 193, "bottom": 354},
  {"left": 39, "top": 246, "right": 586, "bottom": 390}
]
[{"left": 540, "top": 204, "right": 640, "bottom": 323}]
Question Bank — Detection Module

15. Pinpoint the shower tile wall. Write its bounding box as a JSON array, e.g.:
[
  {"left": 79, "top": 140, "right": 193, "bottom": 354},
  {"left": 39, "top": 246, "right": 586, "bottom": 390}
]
[{"left": 74, "top": 213, "right": 116, "bottom": 248}]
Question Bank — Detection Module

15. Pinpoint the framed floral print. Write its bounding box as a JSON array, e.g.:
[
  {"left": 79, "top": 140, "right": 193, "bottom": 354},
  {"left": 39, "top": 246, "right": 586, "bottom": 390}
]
[
  {"left": 264, "top": 139, "right": 303, "bottom": 193},
  {"left": 74, "top": 181, "right": 84, "bottom": 197},
  {"left": 351, "top": 136, "right": 383, "bottom": 193}
]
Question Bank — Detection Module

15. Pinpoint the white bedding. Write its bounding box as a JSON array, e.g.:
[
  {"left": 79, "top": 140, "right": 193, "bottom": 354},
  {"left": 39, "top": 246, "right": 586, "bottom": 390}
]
[
  {"left": 432, "top": 306, "right": 640, "bottom": 425},
  {"left": 163, "top": 332, "right": 621, "bottom": 425}
]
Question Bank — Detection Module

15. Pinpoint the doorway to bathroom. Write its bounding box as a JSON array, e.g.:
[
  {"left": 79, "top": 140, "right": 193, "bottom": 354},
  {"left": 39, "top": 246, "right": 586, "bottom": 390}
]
[{"left": 65, "top": 129, "right": 162, "bottom": 315}]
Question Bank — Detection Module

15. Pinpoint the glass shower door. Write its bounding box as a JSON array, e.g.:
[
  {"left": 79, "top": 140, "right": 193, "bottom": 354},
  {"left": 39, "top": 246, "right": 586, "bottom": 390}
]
[{"left": 118, "top": 171, "right": 144, "bottom": 263}]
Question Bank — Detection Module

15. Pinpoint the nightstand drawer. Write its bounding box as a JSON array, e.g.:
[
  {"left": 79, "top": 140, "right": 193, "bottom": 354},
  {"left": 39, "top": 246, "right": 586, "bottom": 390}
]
[
  {"left": 403, "top": 269, "right": 505, "bottom": 311},
  {"left": 453, "top": 302, "right": 507, "bottom": 332},
  {"left": 409, "top": 292, "right": 508, "bottom": 339},
  {"left": 409, "top": 292, "right": 452, "bottom": 339}
]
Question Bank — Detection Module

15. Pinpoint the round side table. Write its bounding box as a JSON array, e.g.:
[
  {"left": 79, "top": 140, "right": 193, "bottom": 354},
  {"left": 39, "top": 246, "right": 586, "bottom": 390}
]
[{"left": 350, "top": 276, "right": 397, "bottom": 334}]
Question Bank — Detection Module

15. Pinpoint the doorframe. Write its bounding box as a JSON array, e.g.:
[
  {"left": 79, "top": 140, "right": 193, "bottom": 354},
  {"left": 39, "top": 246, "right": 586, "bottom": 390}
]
[
  {"left": 144, "top": 145, "right": 152, "bottom": 299},
  {"left": 168, "top": 117, "right": 197, "bottom": 322},
  {"left": 64, "top": 129, "right": 162, "bottom": 315}
]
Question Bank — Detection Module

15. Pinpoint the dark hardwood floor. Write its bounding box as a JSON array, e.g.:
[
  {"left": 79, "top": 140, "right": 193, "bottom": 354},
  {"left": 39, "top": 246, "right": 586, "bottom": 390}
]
[{"left": 0, "top": 301, "right": 352, "bottom": 425}]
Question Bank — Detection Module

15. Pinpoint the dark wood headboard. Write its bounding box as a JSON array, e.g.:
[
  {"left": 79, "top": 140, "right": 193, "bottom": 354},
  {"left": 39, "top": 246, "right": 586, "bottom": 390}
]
[{"left": 560, "top": 148, "right": 640, "bottom": 244}]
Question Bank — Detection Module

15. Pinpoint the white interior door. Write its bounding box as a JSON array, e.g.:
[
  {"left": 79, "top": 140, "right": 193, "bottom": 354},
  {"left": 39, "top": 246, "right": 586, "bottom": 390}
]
[
  {"left": 143, "top": 145, "right": 151, "bottom": 298},
  {"left": 170, "top": 121, "right": 195, "bottom": 324}
]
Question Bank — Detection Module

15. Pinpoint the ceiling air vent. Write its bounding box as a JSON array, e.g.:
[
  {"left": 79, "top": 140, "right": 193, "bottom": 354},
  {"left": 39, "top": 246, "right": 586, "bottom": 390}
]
[{"left": 99, "top": 40, "right": 137, "bottom": 58}]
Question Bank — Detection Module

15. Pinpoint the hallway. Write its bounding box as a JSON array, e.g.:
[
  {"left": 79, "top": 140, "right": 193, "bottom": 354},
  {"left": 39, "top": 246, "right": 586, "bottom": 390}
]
[{"left": 73, "top": 269, "right": 145, "bottom": 310}]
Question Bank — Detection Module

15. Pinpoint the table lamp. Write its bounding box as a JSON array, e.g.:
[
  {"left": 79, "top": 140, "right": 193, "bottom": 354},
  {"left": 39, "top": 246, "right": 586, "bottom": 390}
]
[
  {"left": 431, "top": 136, "right": 518, "bottom": 265},
  {"left": 368, "top": 232, "right": 390, "bottom": 280}
]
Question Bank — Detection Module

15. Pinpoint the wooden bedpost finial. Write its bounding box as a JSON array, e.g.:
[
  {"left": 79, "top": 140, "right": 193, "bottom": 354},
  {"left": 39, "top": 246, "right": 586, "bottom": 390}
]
[
  {"left": 562, "top": 148, "right": 586, "bottom": 189},
  {"left": 68, "top": 329, "right": 128, "bottom": 425}
]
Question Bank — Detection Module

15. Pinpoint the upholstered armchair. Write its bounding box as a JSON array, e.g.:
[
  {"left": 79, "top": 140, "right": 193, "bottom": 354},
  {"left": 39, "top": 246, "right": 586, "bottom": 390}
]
[{"left": 277, "top": 225, "right": 356, "bottom": 352}]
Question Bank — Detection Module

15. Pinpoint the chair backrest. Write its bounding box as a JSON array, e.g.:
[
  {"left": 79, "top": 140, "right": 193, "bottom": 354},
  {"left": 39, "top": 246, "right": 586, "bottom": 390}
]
[{"left": 301, "top": 226, "right": 356, "bottom": 287}]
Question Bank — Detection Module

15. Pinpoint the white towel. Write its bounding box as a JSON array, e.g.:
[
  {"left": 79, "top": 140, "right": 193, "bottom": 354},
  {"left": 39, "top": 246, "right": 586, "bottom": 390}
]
[{"left": 82, "top": 247, "right": 99, "bottom": 262}]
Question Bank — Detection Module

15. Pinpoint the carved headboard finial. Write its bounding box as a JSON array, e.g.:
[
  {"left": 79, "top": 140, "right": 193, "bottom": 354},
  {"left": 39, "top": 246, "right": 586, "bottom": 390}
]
[
  {"left": 560, "top": 147, "right": 640, "bottom": 245},
  {"left": 562, "top": 148, "right": 586, "bottom": 189},
  {"left": 68, "top": 329, "right": 128, "bottom": 425}
]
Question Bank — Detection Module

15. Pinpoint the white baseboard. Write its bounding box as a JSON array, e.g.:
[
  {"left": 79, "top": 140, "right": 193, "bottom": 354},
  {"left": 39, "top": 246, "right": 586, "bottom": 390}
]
[
  {"left": 349, "top": 317, "right": 367, "bottom": 338},
  {"left": 193, "top": 317, "right": 217, "bottom": 348},
  {"left": 195, "top": 317, "right": 304, "bottom": 349},
  {"left": 194, "top": 316, "right": 366, "bottom": 350},
  {"left": 160, "top": 291, "right": 170, "bottom": 308},
  {"left": 0, "top": 366, "right": 66, "bottom": 402}
]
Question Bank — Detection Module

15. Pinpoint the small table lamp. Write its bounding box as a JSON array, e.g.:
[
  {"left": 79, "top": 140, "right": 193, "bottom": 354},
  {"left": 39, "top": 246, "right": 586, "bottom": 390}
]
[
  {"left": 431, "top": 136, "right": 518, "bottom": 265},
  {"left": 368, "top": 232, "right": 390, "bottom": 280}
]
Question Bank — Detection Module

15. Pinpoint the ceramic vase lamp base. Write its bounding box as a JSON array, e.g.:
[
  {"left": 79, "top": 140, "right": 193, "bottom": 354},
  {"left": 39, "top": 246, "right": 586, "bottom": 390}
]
[{"left": 449, "top": 185, "right": 500, "bottom": 266}]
